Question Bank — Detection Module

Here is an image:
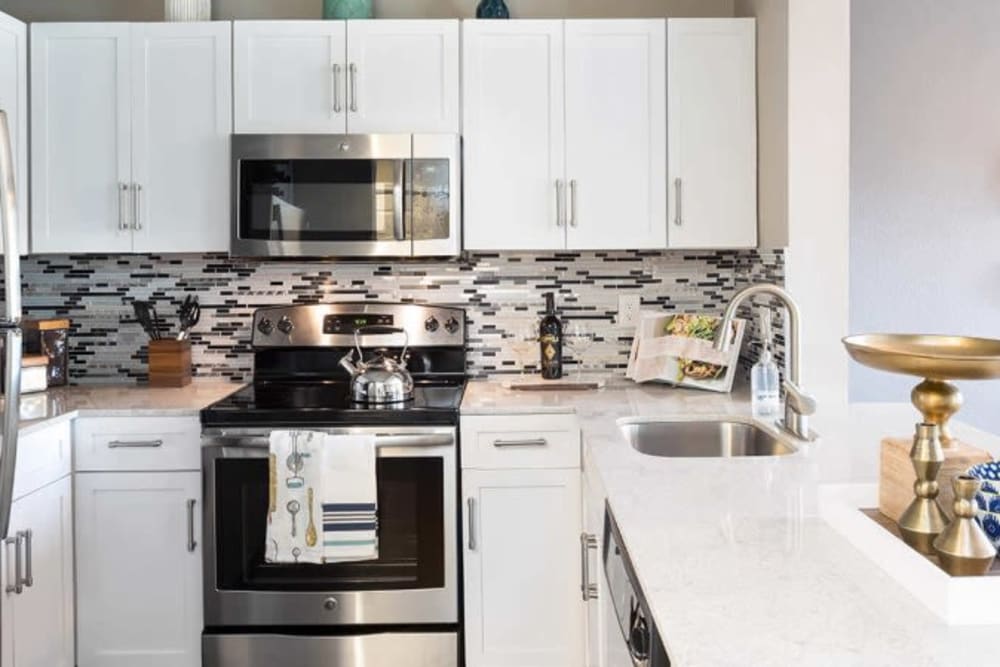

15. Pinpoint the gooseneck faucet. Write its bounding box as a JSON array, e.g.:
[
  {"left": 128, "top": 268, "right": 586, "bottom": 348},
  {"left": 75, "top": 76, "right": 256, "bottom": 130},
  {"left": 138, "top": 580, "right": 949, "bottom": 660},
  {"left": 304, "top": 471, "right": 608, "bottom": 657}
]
[{"left": 714, "top": 284, "right": 817, "bottom": 441}]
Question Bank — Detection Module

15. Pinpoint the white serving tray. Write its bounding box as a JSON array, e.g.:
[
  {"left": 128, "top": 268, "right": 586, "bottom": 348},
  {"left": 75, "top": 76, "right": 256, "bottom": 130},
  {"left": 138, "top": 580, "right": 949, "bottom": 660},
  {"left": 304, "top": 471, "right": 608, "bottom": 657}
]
[{"left": 818, "top": 484, "right": 1000, "bottom": 626}]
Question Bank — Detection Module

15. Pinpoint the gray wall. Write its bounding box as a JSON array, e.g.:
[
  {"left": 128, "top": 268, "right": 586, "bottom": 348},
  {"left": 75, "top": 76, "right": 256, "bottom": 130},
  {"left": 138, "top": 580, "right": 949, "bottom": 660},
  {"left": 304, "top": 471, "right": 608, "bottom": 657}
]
[
  {"left": 0, "top": 0, "right": 734, "bottom": 22},
  {"left": 851, "top": 0, "right": 1000, "bottom": 432}
]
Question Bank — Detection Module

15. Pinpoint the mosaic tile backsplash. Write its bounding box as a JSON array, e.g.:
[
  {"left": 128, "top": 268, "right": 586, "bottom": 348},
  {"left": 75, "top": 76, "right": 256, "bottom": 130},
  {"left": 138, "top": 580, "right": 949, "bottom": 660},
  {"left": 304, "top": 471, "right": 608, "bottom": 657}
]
[{"left": 13, "top": 250, "right": 784, "bottom": 384}]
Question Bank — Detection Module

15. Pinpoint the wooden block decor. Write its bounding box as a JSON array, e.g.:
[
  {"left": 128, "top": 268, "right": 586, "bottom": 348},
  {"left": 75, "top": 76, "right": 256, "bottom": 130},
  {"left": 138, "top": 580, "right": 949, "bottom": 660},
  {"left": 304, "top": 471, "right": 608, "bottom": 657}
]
[
  {"left": 148, "top": 340, "right": 192, "bottom": 388},
  {"left": 879, "top": 437, "right": 993, "bottom": 523}
]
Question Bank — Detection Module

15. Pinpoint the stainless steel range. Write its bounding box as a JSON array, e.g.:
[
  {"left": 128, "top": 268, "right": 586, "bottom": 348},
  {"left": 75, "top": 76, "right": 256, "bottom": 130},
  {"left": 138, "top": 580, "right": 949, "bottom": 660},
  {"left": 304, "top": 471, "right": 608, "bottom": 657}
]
[{"left": 200, "top": 303, "right": 466, "bottom": 667}]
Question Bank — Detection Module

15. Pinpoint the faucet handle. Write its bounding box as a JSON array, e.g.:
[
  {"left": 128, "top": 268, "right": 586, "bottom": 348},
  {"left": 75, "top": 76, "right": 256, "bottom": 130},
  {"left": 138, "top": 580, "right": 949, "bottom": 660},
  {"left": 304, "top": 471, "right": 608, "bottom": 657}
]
[{"left": 783, "top": 381, "right": 817, "bottom": 417}]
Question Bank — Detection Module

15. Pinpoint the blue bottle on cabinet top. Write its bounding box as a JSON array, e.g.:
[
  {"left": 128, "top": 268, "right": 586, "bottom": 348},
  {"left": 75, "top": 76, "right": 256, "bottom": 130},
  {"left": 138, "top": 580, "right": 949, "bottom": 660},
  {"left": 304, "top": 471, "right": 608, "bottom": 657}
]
[{"left": 476, "top": 0, "right": 510, "bottom": 19}]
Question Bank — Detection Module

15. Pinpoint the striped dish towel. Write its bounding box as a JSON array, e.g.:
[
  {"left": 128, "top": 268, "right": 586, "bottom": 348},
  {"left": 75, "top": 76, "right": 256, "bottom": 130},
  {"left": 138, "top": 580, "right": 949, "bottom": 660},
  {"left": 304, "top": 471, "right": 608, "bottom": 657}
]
[{"left": 321, "top": 434, "right": 379, "bottom": 562}]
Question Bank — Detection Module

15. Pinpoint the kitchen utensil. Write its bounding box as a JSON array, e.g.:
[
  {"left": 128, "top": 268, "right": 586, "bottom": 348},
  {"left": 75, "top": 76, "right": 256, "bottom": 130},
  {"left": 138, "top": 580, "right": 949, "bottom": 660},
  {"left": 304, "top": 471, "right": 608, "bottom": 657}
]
[
  {"left": 339, "top": 326, "right": 414, "bottom": 404},
  {"left": 897, "top": 423, "right": 949, "bottom": 554},
  {"left": 843, "top": 334, "right": 1000, "bottom": 446},
  {"left": 133, "top": 301, "right": 159, "bottom": 341},
  {"left": 285, "top": 438, "right": 305, "bottom": 489},
  {"left": 287, "top": 500, "right": 301, "bottom": 538},
  {"left": 306, "top": 487, "right": 318, "bottom": 547},
  {"left": 176, "top": 295, "right": 200, "bottom": 341},
  {"left": 149, "top": 303, "right": 164, "bottom": 341},
  {"left": 933, "top": 475, "right": 997, "bottom": 576}
]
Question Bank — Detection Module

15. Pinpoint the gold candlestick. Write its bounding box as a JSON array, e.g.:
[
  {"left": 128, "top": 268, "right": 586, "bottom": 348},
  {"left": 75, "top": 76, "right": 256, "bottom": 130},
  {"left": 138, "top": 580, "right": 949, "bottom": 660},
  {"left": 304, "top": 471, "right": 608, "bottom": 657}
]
[
  {"left": 933, "top": 475, "right": 997, "bottom": 576},
  {"left": 897, "top": 423, "right": 949, "bottom": 554}
]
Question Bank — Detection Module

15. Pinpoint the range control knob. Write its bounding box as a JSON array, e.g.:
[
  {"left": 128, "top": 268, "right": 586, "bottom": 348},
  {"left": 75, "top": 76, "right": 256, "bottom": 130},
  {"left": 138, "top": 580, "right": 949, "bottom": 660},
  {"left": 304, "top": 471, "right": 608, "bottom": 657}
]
[
  {"left": 424, "top": 317, "right": 440, "bottom": 333},
  {"left": 444, "top": 317, "right": 461, "bottom": 335},
  {"left": 276, "top": 316, "right": 295, "bottom": 335},
  {"left": 256, "top": 318, "right": 274, "bottom": 336}
]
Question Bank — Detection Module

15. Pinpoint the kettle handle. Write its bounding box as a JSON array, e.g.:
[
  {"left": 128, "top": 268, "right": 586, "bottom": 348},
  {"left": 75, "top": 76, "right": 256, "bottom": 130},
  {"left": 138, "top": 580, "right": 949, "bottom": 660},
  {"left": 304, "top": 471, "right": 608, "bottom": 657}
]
[{"left": 353, "top": 326, "right": 409, "bottom": 361}]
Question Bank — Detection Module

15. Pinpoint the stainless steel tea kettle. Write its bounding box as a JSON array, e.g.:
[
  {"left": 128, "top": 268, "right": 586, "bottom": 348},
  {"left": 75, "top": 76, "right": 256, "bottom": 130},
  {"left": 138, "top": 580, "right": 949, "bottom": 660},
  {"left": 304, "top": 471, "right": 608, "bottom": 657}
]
[{"left": 339, "top": 326, "right": 414, "bottom": 404}]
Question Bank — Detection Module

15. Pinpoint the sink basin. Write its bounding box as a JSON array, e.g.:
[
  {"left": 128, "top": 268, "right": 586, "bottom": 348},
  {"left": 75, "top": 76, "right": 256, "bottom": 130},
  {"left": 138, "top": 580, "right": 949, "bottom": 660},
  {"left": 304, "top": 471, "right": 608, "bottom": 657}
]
[{"left": 619, "top": 419, "right": 795, "bottom": 458}]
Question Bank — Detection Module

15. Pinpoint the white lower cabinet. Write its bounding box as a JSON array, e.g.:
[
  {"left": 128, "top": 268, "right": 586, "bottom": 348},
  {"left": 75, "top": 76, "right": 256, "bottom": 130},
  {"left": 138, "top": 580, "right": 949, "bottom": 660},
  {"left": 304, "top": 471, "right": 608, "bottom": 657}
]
[
  {"left": 2, "top": 475, "right": 75, "bottom": 667},
  {"left": 463, "top": 467, "right": 583, "bottom": 667},
  {"left": 75, "top": 471, "right": 202, "bottom": 667}
]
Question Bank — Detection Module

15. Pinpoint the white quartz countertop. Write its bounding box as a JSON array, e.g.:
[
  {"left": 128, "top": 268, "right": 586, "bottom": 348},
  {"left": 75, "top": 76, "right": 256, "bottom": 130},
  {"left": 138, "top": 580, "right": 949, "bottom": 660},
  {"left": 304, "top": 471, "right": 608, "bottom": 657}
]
[
  {"left": 10, "top": 380, "right": 242, "bottom": 434},
  {"left": 462, "top": 377, "right": 1000, "bottom": 666}
]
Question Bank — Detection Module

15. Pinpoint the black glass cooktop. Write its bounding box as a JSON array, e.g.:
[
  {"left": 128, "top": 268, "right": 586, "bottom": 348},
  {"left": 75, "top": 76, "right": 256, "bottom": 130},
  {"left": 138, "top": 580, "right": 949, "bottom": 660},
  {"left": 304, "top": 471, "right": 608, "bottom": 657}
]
[{"left": 201, "top": 380, "right": 466, "bottom": 427}]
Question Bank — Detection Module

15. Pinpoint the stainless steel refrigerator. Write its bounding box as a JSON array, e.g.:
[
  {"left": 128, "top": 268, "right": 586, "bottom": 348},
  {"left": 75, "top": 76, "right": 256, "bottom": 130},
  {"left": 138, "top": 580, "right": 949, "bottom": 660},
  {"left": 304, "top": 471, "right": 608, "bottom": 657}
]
[{"left": 0, "top": 109, "right": 24, "bottom": 656}]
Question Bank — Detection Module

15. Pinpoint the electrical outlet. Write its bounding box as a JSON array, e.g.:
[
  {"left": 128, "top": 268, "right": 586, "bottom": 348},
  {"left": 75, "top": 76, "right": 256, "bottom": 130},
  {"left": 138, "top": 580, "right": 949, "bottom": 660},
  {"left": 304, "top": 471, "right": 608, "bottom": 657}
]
[{"left": 617, "top": 294, "right": 641, "bottom": 327}]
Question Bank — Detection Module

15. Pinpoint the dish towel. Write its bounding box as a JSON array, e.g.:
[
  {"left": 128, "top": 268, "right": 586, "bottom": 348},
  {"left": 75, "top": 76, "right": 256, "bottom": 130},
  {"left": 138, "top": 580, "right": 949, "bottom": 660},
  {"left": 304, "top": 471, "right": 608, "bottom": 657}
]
[
  {"left": 321, "top": 434, "right": 379, "bottom": 563},
  {"left": 266, "top": 430, "right": 325, "bottom": 564}
]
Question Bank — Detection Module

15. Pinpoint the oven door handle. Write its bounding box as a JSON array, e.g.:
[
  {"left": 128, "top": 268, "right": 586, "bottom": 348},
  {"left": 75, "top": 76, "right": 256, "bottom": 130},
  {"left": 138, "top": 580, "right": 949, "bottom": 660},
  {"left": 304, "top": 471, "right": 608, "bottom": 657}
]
[{"left": 205, "top": 432, "right": 455, "bottom": 449}]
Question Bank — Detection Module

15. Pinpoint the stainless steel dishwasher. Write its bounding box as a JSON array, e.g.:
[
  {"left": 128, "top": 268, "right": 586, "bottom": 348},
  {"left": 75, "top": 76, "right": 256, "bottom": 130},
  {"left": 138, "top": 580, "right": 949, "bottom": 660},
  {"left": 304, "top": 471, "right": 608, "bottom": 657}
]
[{"left": 604, "top": 506, "right": 670, "bottom": 667}]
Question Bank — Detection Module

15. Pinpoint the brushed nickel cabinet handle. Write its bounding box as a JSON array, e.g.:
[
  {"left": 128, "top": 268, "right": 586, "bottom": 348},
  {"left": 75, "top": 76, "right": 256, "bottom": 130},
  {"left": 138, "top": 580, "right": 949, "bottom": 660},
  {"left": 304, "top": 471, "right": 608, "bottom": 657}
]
[
  {"left": 492, "top": 438, "right": 548, "bottom": 448},
  {"left": 107, "top": 439, "right": 164, "bottom": 449},
  {"left": 466, "top": 498, "right": 477, "bottom": 551},
  {"left": 118, "top": 183, "right": 130, "bottom": 231},
  {"left": 186, "top": 499, "right": 197, "bottom": 553},
  {"left": 332, "top": 64, "right": 343, "bottom": 113},
  {"left": 131, "top": 183, "right": 143, "bottom": 231},
  {"left": 555, "top": 180, "right": 565, "bottom": 227},
  {"left": 11, "top": 532, "right": 23, "bottom": 594},
  {"left": 580, "top": 532, "right": 598, "bottom": 601},
  {"left": 674, "top": 177, "right": 683, "bottom": 226},
  {"left": 21, "top": 529, "right": 32, "bottom": 588},
  {"left": 569, "top": 179, "right": 578, "bottom": 228},
  {"left": 349, "top": 63, "right": 358, "bottom": 113},
  {"left": 3, "top": 536, "right": 16, "bottom": 594}
]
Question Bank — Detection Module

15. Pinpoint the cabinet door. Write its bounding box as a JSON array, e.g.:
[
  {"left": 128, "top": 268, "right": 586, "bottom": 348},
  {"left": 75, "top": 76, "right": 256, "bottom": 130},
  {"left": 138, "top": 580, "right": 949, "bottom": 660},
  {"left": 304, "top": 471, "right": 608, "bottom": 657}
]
[
  {"left": 667, "top": 19, "right": 757, "bottom": 249},
  {"left": 565, "top": 20, "right": 666, "bottom": 250},
  {"left": 8, "top": 476, "right": 75, "bottom": 667},
  {"left": 462, "top": 20, "right": 566, "bottom": 251},
  {"left": 345, "top": 20, "right": 459, "bottom": 133},
  {"left": 463, "top": 468, "right": 583, "bottom": 667},
  {"left": 131, "top": 22, "right": 231, "bottom": 253},
  {"left": 234, "top": 21, "right": 347, "bottom": 133},
  {"left": 76, "top": 472, "right": 202, "bottom": 667},
  {"left": 31, "top": 23, "right": 133, "bottom": 253},
  {"left": 0, "top": 11, "right": 28, "bottom": 255}
]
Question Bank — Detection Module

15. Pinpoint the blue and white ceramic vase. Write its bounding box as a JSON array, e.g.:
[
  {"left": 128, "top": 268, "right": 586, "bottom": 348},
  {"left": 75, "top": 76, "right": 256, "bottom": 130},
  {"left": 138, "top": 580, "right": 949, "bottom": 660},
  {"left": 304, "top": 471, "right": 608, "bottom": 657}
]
[
  {"left": 475, "top": 0, "right": 510, "bottom": 19},
  {"left": 323, "top": 0, "right": 373, "bottom": 19}
]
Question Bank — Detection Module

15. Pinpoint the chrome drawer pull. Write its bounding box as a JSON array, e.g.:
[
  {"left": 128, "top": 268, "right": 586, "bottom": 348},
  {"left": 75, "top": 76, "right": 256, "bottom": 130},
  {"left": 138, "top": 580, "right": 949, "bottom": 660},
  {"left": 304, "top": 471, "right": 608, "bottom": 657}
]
[
  {"left": 21, "top": 529, "right": 32, "bottom": 588},
  {"left": 3, "top": 536, "right": 16, "bottom": 594},
  {"left": 186, "top": 499, "right": 197, "bottom": 553},
  {"left": 466, "top": 498, "right": 477, "bottom": 551},
  {"left": 492, "top": 438, "right": 548, "bottom": 448},
  {"left": 580, "top": 532, "right": 598, "bottom": 601},
  {"left": 107, "top": 439, "right": 164, "bottom": 449}
]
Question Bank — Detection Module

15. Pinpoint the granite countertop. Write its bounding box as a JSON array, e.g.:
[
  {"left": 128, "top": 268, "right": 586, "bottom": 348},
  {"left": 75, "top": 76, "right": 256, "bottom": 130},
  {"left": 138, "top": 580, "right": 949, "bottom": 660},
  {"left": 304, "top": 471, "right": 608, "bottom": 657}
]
[
  {"left": 462, "top": 377, "right": 1000, "bottom": 666},
  {"left": 11, "top": 380, "right": 242, "bottom": 434}
]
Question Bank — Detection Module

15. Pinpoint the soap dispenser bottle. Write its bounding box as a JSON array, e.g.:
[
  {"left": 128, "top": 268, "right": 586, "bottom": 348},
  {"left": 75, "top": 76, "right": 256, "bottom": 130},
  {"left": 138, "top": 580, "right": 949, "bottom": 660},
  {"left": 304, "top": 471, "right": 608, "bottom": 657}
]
[{"left": 751, "top": 309, "right": 781, "bottom": 417}]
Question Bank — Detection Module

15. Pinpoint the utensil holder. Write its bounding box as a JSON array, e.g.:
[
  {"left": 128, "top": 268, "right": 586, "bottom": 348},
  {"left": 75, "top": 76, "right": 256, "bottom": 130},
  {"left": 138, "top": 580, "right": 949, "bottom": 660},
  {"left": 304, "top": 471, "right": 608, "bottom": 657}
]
[
  {"left": 897, "top": 423, "right": 949, "bottom": 554},
  {"left": 933, "top": 475, "right": 997, "bottom": 576},
  {"left": 148, "top": 340, "right": 192, "bottom": 388}
]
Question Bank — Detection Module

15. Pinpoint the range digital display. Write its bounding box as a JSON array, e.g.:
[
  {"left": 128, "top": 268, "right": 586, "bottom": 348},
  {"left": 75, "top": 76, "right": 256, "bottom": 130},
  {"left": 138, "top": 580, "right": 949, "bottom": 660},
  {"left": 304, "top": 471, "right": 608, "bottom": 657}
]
[{"left": 322, "top": 314, "right": 394, "bottom": 334}]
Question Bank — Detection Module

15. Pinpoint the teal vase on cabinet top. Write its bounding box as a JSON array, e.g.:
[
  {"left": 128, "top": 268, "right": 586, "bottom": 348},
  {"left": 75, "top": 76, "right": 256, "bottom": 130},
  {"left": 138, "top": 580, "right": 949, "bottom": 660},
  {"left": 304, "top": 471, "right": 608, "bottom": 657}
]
[
  {"left": 323, "top": 0, "right": 373, "bottom": 19},
  {"left": 475, "top": 0, "right": 510, "bottom": 18}
]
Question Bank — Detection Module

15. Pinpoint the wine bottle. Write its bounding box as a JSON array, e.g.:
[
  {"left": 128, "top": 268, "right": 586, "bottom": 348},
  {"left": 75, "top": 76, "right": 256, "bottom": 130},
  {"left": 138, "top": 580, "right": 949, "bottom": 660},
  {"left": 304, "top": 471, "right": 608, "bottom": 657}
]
[{"left": 539, "top": 293, "right": 563, "bottom": 380}]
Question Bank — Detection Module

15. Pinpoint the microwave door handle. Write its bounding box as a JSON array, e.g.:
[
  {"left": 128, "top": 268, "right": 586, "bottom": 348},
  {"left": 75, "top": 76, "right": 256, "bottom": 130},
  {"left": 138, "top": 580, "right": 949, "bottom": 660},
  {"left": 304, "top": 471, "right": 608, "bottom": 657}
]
[{"left": 393, "top": 160, "right": 405, "bottom": 242}]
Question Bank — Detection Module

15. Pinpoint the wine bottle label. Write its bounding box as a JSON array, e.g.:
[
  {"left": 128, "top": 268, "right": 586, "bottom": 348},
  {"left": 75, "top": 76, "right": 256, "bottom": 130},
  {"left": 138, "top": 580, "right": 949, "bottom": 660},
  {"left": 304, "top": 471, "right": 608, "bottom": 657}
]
[{"left": 541, "top": 334, "right": 559, "bottom": 361}]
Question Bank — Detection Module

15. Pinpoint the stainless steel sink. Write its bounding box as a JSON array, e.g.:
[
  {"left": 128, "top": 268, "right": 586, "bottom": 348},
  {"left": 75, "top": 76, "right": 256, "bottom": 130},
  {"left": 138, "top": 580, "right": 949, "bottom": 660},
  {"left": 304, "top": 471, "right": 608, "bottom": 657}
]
[{"left": 619, "top": 419, "right": 795, "bottom": 458}]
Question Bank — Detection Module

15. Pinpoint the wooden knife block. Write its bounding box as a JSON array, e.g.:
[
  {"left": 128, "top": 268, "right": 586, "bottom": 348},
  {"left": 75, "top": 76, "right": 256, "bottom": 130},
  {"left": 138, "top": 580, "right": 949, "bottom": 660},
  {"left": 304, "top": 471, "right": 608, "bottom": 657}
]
[
  {"left": 879, "top": 436, "right": 993, "bottom": 522},
  {"left": 148, "top": 340, "right": 192, "bottom": 388}
]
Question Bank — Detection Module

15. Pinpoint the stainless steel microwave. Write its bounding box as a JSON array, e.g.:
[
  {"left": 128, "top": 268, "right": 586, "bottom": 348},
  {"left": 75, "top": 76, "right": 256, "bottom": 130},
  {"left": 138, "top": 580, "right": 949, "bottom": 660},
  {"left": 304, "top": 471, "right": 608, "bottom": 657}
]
[{"left": 231, "top": 134, "right": 461, "bottom": 258}]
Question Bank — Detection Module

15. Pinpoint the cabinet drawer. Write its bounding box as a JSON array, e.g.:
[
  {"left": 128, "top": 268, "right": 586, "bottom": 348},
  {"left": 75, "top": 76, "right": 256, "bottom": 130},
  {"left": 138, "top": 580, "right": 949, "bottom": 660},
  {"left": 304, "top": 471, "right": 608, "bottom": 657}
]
[
  {"left": 461, "top": 414, "right": 580, "bottom": 470},
  {"left": 74, "top": 417, "right": 201, "bottom": 472},
  {"left": 13, "top": 420, "right": 72, "bottom": 500}
]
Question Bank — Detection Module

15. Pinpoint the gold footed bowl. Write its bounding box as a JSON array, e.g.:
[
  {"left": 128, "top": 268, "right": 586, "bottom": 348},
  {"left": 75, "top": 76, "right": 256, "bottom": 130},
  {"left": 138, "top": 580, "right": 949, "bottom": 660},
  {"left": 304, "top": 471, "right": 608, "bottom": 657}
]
[{"left": 843, "top": 334, "right": 1000, "bottom": 447}]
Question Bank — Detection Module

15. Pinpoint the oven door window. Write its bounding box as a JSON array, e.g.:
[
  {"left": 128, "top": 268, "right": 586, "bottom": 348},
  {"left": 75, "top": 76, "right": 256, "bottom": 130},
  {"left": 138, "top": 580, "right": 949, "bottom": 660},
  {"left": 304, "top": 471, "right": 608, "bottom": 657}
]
[
  {"left": 238, "top": 159, "right": 406, "bottom": 243},
  {"left": 214, "top": 456, "right": 445, "bottom": 591}
]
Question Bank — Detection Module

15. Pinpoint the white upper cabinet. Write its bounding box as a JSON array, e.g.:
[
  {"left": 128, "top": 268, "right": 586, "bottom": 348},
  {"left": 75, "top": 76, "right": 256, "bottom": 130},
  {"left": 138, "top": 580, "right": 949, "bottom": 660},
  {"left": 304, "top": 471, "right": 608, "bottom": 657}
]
[
  {"left": 667, "top": 18, "right": 757, "bottom": 249},
  {"left": 31, "top": 22, "right": 232, "bottom": 254},
  {"left": 346, "top": 20, "right": 459, "bottom": 133},
  {"left": 0, "top": 11, "right": 28, "bottom": 255},
  {"left": 234, "top": 21, "right": 347, "bottom": 134},
  {"left": 462, "top": 20, "right": 566, "bottom": 251},
  {"left": 234, "top": 20, "right": 459, "bottom": 134},
  {"left": 463, "top": 19, "right": 667, "bottom": 252},
  {"left": 31, "top": 23, "right": 133, "bottom": 254},
  {"left": 565, "top": 20, "right": 666, "bottom": 250},
  {"left": 131, "top": 23, "right": 231, "bottom": 253}
]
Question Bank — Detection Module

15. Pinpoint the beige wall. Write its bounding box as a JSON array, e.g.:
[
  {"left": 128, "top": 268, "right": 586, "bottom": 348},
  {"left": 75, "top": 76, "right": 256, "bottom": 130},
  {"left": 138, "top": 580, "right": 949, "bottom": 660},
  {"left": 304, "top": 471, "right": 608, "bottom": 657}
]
[{"left": 0, "top": 0, "right": 734, "bottom": 22}]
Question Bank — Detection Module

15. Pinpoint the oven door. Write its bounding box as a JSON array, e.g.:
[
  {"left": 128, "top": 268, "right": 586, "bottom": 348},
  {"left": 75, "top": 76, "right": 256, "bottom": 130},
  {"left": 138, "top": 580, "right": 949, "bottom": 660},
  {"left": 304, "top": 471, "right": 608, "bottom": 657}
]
[
  {"left": 202, "top": 426, "right": 458, "bottom": 627},
  {"left": 231, "top": 134, "right": 413, "bottom": 258}
]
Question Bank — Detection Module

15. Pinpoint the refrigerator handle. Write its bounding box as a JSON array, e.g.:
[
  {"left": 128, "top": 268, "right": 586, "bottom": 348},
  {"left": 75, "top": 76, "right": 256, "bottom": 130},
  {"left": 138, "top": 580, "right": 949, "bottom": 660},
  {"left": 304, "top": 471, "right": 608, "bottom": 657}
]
[{"left": 0, "top": 111, "right": 24, "bottom": 541}]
